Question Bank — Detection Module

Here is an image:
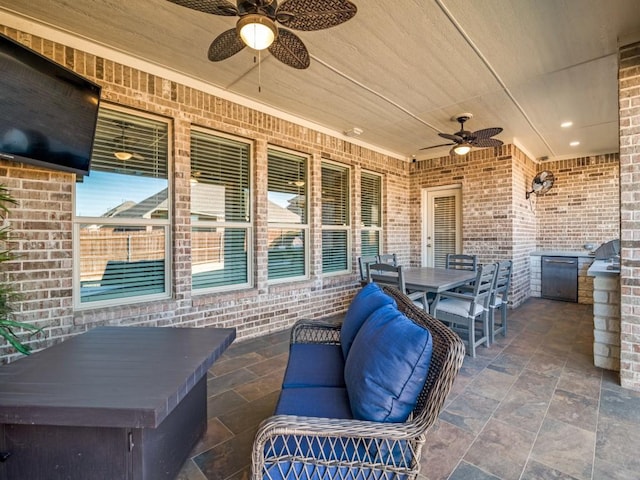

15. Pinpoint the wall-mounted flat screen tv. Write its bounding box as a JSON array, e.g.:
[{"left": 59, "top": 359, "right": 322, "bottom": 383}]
[{"left": 0, "top": 33, "right": 101, "bottom": 176}]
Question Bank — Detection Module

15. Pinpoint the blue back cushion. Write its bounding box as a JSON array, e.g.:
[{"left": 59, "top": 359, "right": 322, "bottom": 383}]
[
  {"left": 340, "top": 283, "right": 396, "bottom": 358},
  {"left": 344, "top": 304, "right": 434, "bottom": 422}
]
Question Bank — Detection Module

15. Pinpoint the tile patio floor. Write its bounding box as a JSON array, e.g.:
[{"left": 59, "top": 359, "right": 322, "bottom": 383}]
[{"left": 176, "top": 297, "right": 640, "bottom": 480}]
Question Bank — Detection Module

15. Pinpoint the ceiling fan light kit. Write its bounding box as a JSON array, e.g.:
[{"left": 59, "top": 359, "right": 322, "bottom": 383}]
[
  {"left": 114, "top": 151, "right": 133, "bottom": 161},
  {"left": 451, "top": 143, "right": 472, "bottom": 156},
  {"left": 237, "top": 14, "right": 277, "bottom": 50},
  {"left": 421, "top": 113, "right": 503, "bottom": 156}
]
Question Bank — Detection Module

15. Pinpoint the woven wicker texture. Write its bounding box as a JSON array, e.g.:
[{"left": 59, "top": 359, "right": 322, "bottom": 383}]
[
  {"left": 167, "top": 0, "right": 238, "bottom": 16},
  {"left": 268, "top": 29, "right": 310, "bottom": 69},
  {"left": 208, "top": 28, "right": 246, "bottom": 61},
  {"left": 277, "top": 0, "right": 357, "bottom": 31},
  {"left": 252, "top": 286, "right": 465, "bottom": 480}
]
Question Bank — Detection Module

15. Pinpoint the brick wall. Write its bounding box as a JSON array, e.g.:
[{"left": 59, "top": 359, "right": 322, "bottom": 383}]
[
  {"left": 535, "top": 155, "right": 620, "bottom": 251},
  {"left": 411, "top": 145, "right": 530, "bottom": 306},
  {"left": 0, "top": 27, "right": 410, "bottom": 362},
  {"left": 619, "top": 39, "right": 640, "bottom": 391},
  {"left": 411, "top": 147, "right": 619, "bottom": 310}
]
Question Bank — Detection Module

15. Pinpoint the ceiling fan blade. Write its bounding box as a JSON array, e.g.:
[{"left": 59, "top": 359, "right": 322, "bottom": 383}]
[
  {"left": 166, "top": 0, "right": 238, "bottom": 16},
  {"left": 472, "top": 127, "right": 503, "bottom": 139},
  {"left": 208, "top": 28, "right": 246, "bottom": 61},
  {"left": 268, "top": 29, "right": 310, "bottom": 69},
  {"left": 471, "top": 137, "right": 504, "bottom": 148},
  {"left": 276, "top": 0, "right": 357, "bottom": 31},
  {"left": 438, "top": 132, "right": 463, "bottom": 142},
  {"left": 419, "top": 142, "right": 455, "bottom": 151}
]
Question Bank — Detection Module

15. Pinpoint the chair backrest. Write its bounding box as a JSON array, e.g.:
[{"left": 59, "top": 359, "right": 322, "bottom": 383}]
[
  {"left": 445, "top": 253, "right": 478, "bottom": 271},
  {"left": 376, "top": 253, "right": 398, "bottom": 266},
  {"left": 492, "top": 260, "right": 513, "bottom": 302},
  {"left": 357, "top": 255, "right": 378, "bottom": 282},
  {"left": 470, "top": 262, "right": 498, "bottom": 306},
  {"left": 367, "top": 262, "right": 406, "bottom": 292}
]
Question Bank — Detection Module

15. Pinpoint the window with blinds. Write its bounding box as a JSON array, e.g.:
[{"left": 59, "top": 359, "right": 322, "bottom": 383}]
[
  {"left": 361, "top": 171, "right": 382, "bottom": 257},
  {"left": 190, "top": 129, "right": 251, "bottom": 291},
  {"left": 433, "top": 194, "right": 457, "bottom": 268},
  {"left": 322, "top": 161, "right": 350, "bottom": 274},
  {"left": 74, "top": 107, "right": 170, "bottom": 306},
  {"left": 267, "top": 148, "right": 308, "bottom": 281}
]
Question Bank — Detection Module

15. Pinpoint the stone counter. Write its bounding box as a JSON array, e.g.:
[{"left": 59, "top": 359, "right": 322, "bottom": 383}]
[{"left": 587, "top": 260, "right": 620, "bottom": 371}]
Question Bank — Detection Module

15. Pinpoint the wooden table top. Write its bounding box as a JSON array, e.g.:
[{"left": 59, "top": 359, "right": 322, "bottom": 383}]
[{"left": 0, "top": 326, "right": 235, "bottom": 428}]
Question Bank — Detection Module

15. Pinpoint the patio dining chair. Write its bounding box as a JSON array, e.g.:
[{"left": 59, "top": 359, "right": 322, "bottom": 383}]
[
  {"left": 366, "top": 262, "right": 429, "bottom": 311},
  {"left": 357, "top": 255, "right": 378, "bottom": 284},
  {"left": 431, "top": 262, "right": 498, "bottom": 357},
  {"left": 489, "top": 260, "right": 513, "bottom": 343},
  {"left": 445, "top": 253, "right": 478, "bottom": 271},
  {"left": 376, "top": 253, "right": 398, "bottom": 266}
]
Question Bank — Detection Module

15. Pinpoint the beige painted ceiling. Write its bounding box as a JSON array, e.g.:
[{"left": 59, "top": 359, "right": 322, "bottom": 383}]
[{"left": 1, "top": 0, "right": 639, "bottom": 161}]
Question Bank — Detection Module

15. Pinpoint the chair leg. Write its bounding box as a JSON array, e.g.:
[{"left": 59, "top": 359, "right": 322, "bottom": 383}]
[{"left": 468, "top": 317, "right": 476, "bottom": 357}]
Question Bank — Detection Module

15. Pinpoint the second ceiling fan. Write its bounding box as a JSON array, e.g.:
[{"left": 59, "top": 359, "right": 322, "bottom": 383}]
[
  {"left": 167, "top": 0, "right": 357, "bottom": 69},
  {"left": 421, "top": 114, "right": 504, "bottom": 155}
]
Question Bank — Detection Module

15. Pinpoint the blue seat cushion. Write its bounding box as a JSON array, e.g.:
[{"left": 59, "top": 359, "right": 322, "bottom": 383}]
[
  {"left": 340, "top": 283, "right": 396, "bottom": 359},
  {"left": 282, "top": 344, "right": 345, "bottom": 388},
  {"left": 275, "top": 387, "right": 353, "bottom": 419},
  {"left": 344, "top": 304, "right": 434, "bottom": 422}
]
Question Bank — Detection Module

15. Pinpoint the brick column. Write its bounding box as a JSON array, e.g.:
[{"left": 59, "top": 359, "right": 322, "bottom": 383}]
[
  {"left": 592, "top": 274, "right": 621, "bottom": 370},
  {"left": 619, "top": 38, "right": 640, "bottom": 390}
]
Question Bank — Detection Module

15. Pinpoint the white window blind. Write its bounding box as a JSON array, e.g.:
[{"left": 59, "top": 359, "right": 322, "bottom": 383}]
[
  {"left": 433, "top": 195, "right": 457, "bottom": 268},
  {"left": 267, "top": 149, "right": 308, "bottom": 281},
  {"left": 190, "top": 129, "right": 251, "bottom": 290},
  {"left": 322, "top": 161, "right": 350, "bottom": 274},
  {"left": 361, "top": 171, "right": 382, "bottom": 257},
  {"left": 74, "top": 107, "right": 170, "bottom": 306}
]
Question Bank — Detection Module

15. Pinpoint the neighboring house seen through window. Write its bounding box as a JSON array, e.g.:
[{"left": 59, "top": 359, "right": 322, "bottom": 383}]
[{"left": 74, "top": 107, "right": 170, "bottom": 307}]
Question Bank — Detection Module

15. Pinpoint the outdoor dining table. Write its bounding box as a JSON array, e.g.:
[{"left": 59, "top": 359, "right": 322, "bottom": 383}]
[{"left": 402, "top": 266, "right": 477, "bottom": 313}]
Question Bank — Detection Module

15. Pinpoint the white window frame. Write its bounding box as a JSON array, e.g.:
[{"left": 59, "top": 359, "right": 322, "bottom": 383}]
[
  {"left": 360, "top": 170, "right": 383, "bottom": 257},
  {"left": 321, "top": 160, "right": 351, "bottom": 276},
  {"left": 72, "top": 105, "right": 172, "bottom": 309},
  {"left": 267, "top": 146, "right": 309, "bottom": 283},
  {"left": 190, "top": 127, "right": 253, "bottom": 293}
]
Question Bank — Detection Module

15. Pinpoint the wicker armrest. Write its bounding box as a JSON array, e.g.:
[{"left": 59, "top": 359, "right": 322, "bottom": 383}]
[
  {"left": 290, "top": 314, "right": 344, "bottom": 344},
  {"left": 252, "top": 414, "right": 425, "bottom": 480}
]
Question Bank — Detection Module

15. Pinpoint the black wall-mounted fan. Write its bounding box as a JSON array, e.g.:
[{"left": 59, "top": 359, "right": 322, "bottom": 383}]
[
  {"left": 420, "top": 114, "right": 503, "bottom": 154},
  {"left": 526, "top": 171, "right": 555, "bottom": 199},
  {"left": 167, "top": 0, "right": 357, "bottom": 69}
]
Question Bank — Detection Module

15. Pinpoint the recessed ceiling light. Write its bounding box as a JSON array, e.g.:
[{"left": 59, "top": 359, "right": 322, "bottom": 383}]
[
  {"left": 570, "top": 141, "right": 580, "bottom": 147},
  {"left": 561, "top": 121, "right": 573, "bottom": 128}
]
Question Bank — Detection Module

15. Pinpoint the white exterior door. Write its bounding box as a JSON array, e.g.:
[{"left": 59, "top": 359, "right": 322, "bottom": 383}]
[{"left": 421, "top": 186, "right": 462, "bottom": 267}]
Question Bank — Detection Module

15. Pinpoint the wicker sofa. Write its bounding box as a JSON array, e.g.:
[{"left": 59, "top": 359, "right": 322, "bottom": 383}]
[{"left": 251, "top": 283, "right": 465, "bottom": 480}]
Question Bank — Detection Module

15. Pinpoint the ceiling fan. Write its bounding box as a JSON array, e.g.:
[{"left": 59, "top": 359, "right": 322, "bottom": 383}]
[
  {"left": 420, "top": 113, "right": 503, "bottom": 155},
  {"left": 112, "top": 121, "right": 144, "bottom": 161},
  {"left": 166, "top": 0, "right": 358, "bottom": 69}
]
